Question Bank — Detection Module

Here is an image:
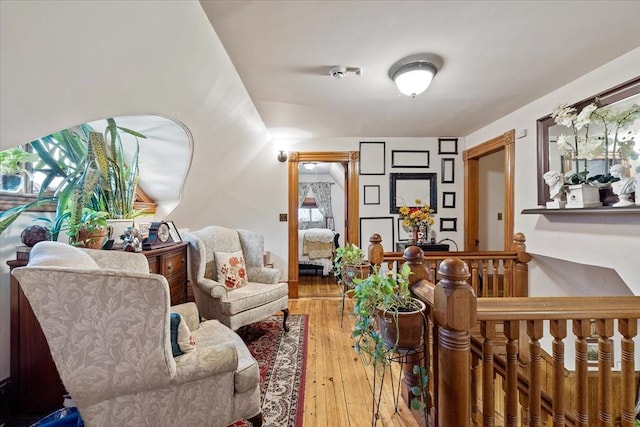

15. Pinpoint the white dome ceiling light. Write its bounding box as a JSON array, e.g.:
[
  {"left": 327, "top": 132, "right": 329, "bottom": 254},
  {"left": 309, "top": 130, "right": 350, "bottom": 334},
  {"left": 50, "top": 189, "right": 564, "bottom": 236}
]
[{"left": 389, "top": 54, "right": 443, "bottom": 98}]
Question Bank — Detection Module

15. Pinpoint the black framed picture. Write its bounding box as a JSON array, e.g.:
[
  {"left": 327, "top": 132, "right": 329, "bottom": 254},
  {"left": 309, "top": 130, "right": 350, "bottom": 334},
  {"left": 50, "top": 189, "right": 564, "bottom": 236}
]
[
  {"left": 438, "top": 137, "right": 458, "bottom": 155},
  {"left": 396, "top": 218, "right": 412, "bottom": 242},
  {"left": 389, "top": 173, "right": 438, "bottom": 214},
  {"left": 167, "top": 221, "right": 183, "bottom": 242},
  {"left": 391, "top": 150, "right": 430, "bottom": 168},
  {"left": 363, "top": 185, "right": 380, "bottom": 205},
  {"left": 359, "top": 141, "right": 386, "bottom": 175},
  {"left": 359, "top": 217, "right": 394, "bottom": 251},
  {"left": 439, "top": 218, "right": 457, "bottom": 232},
  {"left": 441, "top": 158, "right": 455, "bottom": 183},
  {"left": 443, "top": 192, "right": 456, "bottom": 208}
]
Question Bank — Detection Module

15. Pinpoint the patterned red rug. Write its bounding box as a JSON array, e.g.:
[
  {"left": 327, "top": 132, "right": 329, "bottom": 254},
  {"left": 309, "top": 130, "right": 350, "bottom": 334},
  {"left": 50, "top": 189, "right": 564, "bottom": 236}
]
[{"left": 229, "top": 315, "right": 308, "bottom": 427}]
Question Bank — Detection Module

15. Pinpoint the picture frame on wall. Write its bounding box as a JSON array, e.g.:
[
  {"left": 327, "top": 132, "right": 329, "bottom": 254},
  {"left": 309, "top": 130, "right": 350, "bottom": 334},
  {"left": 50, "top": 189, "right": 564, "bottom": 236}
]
[
  {"left": 443, "top": 192, "right": 456, "bottom": 208},
  {"left": 391, "top": 150, "right": 430, "bottom": 168},
  {"left": 359, "top": 141, "right": 386, "bottom": 175},
  {"left": 438, "top": 137, "right": 458, "bottom": 155},
  {"left": 389, "top": 173, "right": 438, "bottom": 214},
  {"left": 359, "top": 217, "right": 394, "bottom": 251},
  {"left": 440, "top": 218, "right": 457, "bottom": 232},
  {"left": 363, "top": 185, "right": 381, "bottom": 205},
  {"left": 441, "top": 158, "right": 455, "bottom": 183},
  {"left": 396, "top": 218, "right": 412, "bottom": 242}
]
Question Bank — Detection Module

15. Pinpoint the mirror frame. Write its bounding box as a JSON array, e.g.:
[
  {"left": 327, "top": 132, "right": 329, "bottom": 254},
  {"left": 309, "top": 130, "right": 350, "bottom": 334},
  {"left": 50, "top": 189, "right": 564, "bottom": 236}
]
[{"left": 536, "top": 76, "right": 640, "bottom": 205}]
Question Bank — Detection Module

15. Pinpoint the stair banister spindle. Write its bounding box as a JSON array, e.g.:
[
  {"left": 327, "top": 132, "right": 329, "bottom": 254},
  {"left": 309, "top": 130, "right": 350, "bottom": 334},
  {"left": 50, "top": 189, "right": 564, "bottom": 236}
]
[
  {"left": 596, "top": 318, "right": 614, "bottom": 426},
  {"left": 550, "top": 319, "right": 567, "bottom": 427},
  {"left": 504, "top": 320, "right": 520, "bottom": 426},
  {"left": 573, "top": 318, "right": 591, "bottom": 426},
  {"left": 618, "top": 318, "right": 637, "bottom": 427},
  {"left": 527, "top": 319, "right": 544, "bottom": 426},
  {"left": 481, "top": 320, "right": 496, "bottom": 426}
]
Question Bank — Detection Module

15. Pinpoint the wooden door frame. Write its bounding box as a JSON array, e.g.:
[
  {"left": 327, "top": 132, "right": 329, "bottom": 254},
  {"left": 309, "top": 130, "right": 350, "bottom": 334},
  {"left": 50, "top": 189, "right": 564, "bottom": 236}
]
[
  {"left": 463, "top": 130, "right": 515, "bottom": 251},
  {"left": 287, "top": 151, "right": 359, "bottom": 298}
]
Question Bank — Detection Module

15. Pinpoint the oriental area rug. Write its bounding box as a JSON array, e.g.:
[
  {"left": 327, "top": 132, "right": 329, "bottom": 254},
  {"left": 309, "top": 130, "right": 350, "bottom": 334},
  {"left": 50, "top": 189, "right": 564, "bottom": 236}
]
[{"left": 229, "top": 314, "right": 308, "bottom": 427}]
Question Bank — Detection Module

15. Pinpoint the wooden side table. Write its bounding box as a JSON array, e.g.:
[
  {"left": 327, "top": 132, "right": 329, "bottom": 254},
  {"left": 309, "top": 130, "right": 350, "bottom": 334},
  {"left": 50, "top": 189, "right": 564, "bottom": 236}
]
[{"left": 7, "top": 242, "right": 189, "bottom": 419}]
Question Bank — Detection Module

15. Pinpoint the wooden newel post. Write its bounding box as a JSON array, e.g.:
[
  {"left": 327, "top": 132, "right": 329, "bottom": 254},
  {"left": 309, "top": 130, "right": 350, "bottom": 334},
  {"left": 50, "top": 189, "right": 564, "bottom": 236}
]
[
  {"left": 513, "top": 232, "right": 531, "bottom": 297},
  {"left": 368, "top": 233, "right": 384, "bottom": 268},
  {"left": 434, "top": 258, "right": 477, "bottom": 426},
  {"left": 404, "top": 245, "right": 431, "bottom": 283}
]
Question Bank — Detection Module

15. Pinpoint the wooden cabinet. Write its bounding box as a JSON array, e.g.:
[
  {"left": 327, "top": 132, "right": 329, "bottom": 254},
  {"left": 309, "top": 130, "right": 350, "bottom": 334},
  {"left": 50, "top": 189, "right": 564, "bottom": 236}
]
[
  {"left": 7, "top": 242, "right": 189, "bottom": 418},
  {"left": 143, "top": 242, "right": 189, "bottom": 306}
]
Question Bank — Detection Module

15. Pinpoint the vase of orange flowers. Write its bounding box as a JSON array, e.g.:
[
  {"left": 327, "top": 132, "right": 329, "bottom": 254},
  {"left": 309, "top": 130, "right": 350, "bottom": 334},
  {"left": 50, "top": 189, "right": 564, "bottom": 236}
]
[{"left": 398, "top": 199, "right": 435, "bottom": 244}]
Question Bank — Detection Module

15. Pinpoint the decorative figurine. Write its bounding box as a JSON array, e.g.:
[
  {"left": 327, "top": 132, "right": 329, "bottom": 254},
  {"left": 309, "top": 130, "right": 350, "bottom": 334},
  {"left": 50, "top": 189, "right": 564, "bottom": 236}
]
[
  {"left": 122, "top": 226, "right": 143, "bottom": 252},
  {"left": 610, "top": 164, "right": 635, "bottom": 207},
  {"left": 543, "top": 170, "right": 566, "bottom": 209}
]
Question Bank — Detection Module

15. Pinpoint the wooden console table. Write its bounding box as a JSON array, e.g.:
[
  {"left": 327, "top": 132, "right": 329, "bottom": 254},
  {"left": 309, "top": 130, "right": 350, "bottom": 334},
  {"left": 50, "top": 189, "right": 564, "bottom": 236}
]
[{"left": 7, "top": 242, "right": 189, "bottom": 419}]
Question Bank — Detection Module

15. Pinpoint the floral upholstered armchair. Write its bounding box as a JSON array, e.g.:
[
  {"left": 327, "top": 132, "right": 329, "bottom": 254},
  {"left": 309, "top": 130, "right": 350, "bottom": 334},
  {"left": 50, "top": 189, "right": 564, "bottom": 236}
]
[
  {"left": 183, "top": 226, "right": 289, "bottom": 331},
  {"left": 12, "top": 241, "right": 263, "bottom": 427}
]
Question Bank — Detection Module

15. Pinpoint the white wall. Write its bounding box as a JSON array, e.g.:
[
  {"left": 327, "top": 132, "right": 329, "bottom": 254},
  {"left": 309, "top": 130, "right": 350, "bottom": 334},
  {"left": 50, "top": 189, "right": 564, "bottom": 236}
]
[{"left": 465, "top": 48, "right": 640, "bottom": 296}]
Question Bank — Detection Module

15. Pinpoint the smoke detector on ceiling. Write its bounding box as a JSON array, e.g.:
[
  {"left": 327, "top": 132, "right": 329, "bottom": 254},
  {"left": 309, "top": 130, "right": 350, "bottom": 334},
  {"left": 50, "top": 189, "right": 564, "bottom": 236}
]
[{"left": 329, "top": 66, "right": 362, "bottom": 79}]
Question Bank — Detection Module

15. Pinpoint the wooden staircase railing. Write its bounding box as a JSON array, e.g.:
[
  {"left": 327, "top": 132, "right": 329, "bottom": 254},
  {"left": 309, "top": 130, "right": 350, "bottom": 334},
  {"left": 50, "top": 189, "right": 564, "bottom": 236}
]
[{"left": 366, "top": 233, "right": 639, "bottom": 426}]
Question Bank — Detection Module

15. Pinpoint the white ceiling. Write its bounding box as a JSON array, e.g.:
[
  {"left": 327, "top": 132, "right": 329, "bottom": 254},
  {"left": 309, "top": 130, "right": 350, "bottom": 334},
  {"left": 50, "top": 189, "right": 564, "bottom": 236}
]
[{"left": 200, "top": 1, "right": 640, "bottom": 139}]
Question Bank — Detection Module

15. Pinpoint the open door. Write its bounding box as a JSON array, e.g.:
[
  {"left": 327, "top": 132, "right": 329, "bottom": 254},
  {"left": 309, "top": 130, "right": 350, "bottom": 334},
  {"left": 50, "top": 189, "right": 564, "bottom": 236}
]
[
  {"left": 464, "top": 130, "right": 515, "bottom": 251},
  {"left": 287, "top": 151, "right": 359, "bottom": 298}
]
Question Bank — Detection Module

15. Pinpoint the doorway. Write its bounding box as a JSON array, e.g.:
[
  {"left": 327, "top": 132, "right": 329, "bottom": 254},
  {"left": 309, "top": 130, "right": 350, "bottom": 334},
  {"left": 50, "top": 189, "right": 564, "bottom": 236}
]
[
  {"left": 463, "top": 130, "right": 515, "bottom": 251},
  {"left": 287, "top": 151, "right": 359, "bottom": 298}
]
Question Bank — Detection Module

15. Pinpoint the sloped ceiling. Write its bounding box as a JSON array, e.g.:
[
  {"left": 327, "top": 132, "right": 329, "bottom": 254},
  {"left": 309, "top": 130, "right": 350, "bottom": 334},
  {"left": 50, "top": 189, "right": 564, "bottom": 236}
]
[{"left": 201, "top": 0, "right": 640, "bottom": 139}]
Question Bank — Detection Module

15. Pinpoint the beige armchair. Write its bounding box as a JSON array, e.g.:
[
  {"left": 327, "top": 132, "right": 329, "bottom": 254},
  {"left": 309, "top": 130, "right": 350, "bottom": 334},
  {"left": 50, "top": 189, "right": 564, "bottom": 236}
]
[
  {"left": 183, "top": 226, "right": 289, "bottom": 331},
  {"left": 12, "top": 241, "right": 262, "bottom": 427}
]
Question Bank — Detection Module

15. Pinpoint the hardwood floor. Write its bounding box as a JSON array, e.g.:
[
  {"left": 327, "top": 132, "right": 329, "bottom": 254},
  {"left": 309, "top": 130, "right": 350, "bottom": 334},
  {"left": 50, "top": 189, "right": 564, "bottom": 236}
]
[{"left": 292, "top": 274, "right": 422, "bottom": 426}]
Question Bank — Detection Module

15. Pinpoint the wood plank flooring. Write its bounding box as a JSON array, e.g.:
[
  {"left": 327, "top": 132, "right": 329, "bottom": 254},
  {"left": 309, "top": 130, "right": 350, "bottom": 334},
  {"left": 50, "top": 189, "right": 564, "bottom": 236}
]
[{"left": 293, "top": 274, "right": 422, "bottom": 426}]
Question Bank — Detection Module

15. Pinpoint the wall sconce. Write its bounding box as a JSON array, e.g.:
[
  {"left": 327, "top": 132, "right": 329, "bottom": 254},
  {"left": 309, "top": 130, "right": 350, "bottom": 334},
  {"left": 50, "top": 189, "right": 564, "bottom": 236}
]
[
  {"left": 389, "top": 53, "right": 442, "bottom": 98},
  {"left": 277, "top": 150, "right": 288, "bottom": 162}
]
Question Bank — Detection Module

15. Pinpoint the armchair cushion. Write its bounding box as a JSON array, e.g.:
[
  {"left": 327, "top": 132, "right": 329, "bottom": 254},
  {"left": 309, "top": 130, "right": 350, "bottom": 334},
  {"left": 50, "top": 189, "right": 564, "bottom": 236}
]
[{"left": 214, "top": 250, "right": 248, "bottom": 289}]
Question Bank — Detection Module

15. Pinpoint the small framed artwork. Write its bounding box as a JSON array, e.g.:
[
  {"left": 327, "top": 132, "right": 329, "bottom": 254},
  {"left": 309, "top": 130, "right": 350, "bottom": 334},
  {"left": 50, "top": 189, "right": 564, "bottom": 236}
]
[
  {"left": 438, "top": 137, "right": 458, "bottom": 155},
  {"left": 391, "top": 150, "right": 430, "bottom": 168},
  {"left": 440, "top": 218, "right": 457, "bottom": 232},
  {"left": 138, "top": 222, "right": 151, "bottom": 238},
  {"left": 389, "top": 173, "right": 438, "bottom": 214},
  {"left": 441, "top": 158, "right": 455, "bottom": 184},
  {"left": 443, "top": 192, "right": 456, "bottom": 208},
  {"left": 167, "top": 221, "right": 183, "bottom": 242},
  {"left": 359, "top": 141, "right": 386, "bottom": 175},
  {"left": 359, "top": 217, "right": 394, "bottom": 252},
  {"left": 363, "top": 185, "right": 381, "bottom": 205},
  {"left": 396, "top": 218, "right": 412, "bottom": 242}
]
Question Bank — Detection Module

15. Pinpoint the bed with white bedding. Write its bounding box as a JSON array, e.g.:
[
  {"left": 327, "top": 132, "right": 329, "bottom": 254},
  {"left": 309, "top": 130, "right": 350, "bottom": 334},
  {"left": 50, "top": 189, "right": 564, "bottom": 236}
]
[{"left": 298, "top": 228, "right": 335, "bottom": 276}]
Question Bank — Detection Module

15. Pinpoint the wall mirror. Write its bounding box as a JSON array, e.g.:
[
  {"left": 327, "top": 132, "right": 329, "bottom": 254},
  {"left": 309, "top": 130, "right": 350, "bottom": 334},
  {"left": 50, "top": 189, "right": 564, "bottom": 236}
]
[
  {"left": 536, "top": 77, "right": 640, "bottom": 205},
  {"left": 389, "top": 172, "right": 438, "bottom": 213}
]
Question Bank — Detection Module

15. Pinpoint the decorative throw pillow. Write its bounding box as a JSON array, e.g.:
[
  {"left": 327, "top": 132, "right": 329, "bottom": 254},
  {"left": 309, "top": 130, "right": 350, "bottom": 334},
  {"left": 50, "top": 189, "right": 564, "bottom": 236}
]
[
  {"left": 214, "top": 250, "right": 248, "bottom": 289},
  {"left": 169, "top": 313, "right": 196, "bottom": 357}
]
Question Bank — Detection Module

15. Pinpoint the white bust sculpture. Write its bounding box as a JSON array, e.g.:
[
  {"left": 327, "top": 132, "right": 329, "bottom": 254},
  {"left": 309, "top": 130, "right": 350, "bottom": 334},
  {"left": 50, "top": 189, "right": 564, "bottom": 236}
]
[
  {"left": 543, "top": 170, "right": 565, "bottom": 208},
  {"left": 610, "top": 164, "right": 635, "bottom": 207}
]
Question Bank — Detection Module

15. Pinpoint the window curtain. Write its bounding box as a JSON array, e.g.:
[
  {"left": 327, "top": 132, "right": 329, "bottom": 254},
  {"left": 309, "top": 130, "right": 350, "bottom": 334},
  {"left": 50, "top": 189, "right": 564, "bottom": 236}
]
[
  {"left": 311, "top": 182, "right": 333, "bottom": 219},
  {"left": 298, "top": 183, "right": 312, "bottom": 207}
]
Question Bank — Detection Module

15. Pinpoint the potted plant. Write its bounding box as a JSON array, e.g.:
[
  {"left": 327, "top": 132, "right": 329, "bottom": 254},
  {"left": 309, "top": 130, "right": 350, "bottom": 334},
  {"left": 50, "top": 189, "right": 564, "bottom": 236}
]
[
  {"left": 351, "top": 262, "right": 428, "bottom": 414},
  {"left": 334, "top": 243, "right": 370, "bottom": 291},
  {"left": 0, "top": 146, "right": 39, "bottom": 192}
]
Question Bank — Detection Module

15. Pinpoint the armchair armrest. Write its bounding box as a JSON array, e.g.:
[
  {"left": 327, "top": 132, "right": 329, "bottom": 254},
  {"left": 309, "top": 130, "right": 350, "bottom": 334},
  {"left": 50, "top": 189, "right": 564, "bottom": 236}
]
[
  {"left": 171, "top": 302, "right": 200, "bottom": 331},
  {"left": 198, "top": 277, "right": 228, "bottom": 299},
  {"left": 248, "top": 266, "right": 283, "bottom": 284},
  {"left": 172, "top": 343, "right": 238, "bottom": 385}
]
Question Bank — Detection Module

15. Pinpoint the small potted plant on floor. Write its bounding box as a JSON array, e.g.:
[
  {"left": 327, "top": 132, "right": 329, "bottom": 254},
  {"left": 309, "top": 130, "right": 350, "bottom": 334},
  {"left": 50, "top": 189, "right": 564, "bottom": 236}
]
[{"left": 351, "top": 262, "right": 428, "bottom": 414}]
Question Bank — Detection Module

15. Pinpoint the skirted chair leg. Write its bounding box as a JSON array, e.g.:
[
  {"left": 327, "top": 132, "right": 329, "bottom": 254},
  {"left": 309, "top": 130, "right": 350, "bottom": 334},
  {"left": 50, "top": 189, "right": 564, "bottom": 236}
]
[
  {"left": 282, "top": 308, "right": 290, "bottom": 332},
  {"left": 248, "top": 413, "right": 263, "bottom": 427}
]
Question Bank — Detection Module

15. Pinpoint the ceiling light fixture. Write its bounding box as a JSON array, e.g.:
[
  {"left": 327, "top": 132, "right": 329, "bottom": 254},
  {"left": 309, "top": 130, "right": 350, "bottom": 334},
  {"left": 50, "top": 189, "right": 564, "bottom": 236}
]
[{"left": 388, "top": 53, "right": 443, "bottom": 98}]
